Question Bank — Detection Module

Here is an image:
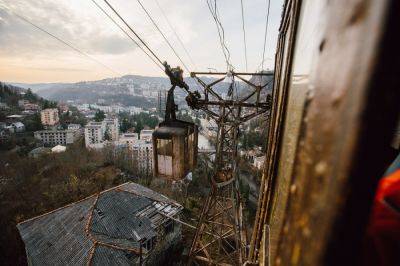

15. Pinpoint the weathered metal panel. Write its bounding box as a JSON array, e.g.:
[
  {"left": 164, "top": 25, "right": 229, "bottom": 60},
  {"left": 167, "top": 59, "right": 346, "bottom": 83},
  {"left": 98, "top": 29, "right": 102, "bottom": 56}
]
[{"left": 250, "top": 0, "right": 400, "bottom": 265}]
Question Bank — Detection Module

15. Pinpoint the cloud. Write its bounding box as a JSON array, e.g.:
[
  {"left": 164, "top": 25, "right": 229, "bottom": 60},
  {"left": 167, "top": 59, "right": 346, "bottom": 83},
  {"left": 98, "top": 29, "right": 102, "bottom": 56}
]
[{"left": 0, "top": 0, "right": 284, "bottom": 83}]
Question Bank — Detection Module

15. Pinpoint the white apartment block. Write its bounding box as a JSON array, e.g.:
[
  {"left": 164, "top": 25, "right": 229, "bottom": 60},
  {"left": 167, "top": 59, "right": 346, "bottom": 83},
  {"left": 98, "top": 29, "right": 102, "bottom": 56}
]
[
  {"left": 67, "top": 124, "right": 81, "bottom": 131},
  {"left": 119, "top": 132, "right": 139, "bottom": 146},
  {"left": 132, "top": 140, "right": 153, "bottom": 175},
  {"left": 41, "top": 108, "right": 59, "bottom": 126},
  {"left": 140, "top": 129, "right": 153, "bottom": 142},
  {"left": 103, "top": 118, "right": 120, "bottom": 141},
  {"left": 84, "top": 122, "right": 105, "bottom": 149},
  {"left": 34, "top": 130, "right": 80, "bottom": 147}
]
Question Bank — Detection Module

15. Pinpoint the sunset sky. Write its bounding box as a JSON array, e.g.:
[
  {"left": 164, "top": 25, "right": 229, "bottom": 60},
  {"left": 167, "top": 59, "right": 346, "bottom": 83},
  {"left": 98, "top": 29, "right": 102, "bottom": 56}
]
[{"left": 0, "top": 0, "right": 283, "bottom": 83}]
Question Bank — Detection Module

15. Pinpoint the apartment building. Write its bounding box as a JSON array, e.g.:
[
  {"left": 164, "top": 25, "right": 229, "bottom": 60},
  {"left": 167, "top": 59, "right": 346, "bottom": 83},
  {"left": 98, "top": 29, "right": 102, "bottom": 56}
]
[
  {"left": 140, "top": 129, "right": 153, "bottom": 142},
  {"left": 84, "top": 121, "right": 106, "bottom": 148},
  {"left": 34, "top": 129, "right": 80, "bottom": 146},
  {"left": 67, "top": 124, "right": 81, "bottom": 131},
  {"left": 103, "top": 117, "right": 120, "bottom": 141},
  {"left": 132, "top": 140, "right": 153, "bottom": 175},
  {"left": 84, "top": 118, "right": 120, "bottom": 149},
  {"left": 119, "top": 132, "right": 139, "bottom": 146},
  {"left": 40, "top": 108, "right": 59, "bottom": 126}
]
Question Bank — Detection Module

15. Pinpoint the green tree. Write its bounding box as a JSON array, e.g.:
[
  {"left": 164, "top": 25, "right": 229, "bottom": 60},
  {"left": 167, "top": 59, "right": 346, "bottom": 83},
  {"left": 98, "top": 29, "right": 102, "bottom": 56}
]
[{"left": 94, "top": 110, "right": 105, "bottom": 122}]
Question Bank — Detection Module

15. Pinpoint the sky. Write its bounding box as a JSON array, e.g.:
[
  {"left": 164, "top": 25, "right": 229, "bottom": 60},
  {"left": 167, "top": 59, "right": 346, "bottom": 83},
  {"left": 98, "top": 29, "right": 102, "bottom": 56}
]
[{"left": 0, "top": 0, "right": 283, "bottom": 83}]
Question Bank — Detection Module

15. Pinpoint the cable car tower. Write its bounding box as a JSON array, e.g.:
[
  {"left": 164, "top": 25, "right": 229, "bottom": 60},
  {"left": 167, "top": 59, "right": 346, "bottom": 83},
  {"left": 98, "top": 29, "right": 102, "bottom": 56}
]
[{"left": 157, "top": 63, "right": 272, "bottom": 265}]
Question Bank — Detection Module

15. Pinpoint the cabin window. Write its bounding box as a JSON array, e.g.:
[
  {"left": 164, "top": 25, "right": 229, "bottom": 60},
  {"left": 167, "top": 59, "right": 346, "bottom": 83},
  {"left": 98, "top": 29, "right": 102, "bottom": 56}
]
[
  {"left": 157, "top": 139, "right": 172, "bottom": 155},
  {"left": 142, "top": 236, "right": 156, "bottom": 251},
  {"left": 164, "top": 219, "right": 174, "bottom": 234},
  {"left": 157, "top": 139, "right": 173, "bottom": 176}
]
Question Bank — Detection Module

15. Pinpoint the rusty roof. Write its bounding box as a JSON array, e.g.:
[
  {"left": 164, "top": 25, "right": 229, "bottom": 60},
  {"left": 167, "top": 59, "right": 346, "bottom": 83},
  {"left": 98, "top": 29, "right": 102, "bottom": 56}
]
[{"left": 17, "top": 182, "right": 182, "bottom": 265}]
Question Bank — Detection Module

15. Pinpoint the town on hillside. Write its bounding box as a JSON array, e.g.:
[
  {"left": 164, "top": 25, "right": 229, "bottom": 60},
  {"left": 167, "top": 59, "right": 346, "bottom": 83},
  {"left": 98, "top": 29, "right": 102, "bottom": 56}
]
[{"left": 0, "top": 80, "right": 268, "bottom": 264}]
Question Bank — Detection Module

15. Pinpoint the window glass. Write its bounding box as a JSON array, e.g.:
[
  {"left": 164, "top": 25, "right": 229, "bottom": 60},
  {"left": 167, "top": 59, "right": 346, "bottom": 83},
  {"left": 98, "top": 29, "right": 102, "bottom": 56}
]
[{"left": 157, "top": 139, "right": 172, "bottom": 155}]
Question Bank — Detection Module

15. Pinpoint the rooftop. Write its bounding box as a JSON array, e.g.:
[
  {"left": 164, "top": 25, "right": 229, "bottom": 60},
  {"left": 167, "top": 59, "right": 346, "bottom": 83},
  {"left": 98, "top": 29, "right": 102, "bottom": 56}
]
[{"left": 17, "top": 182, "right": 182, "bottom": 265}]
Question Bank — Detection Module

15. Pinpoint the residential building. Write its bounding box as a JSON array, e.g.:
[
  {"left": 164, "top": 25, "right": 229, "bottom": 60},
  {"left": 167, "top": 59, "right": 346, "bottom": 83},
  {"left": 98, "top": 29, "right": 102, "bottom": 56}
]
[
  {"left": 18, "top": 99, "right": 29, "bottom": 108},
  {"left": 57, "top": 103, "right": 69, "bottom": 113},
  {"left": 67, "top": 123, "right": 81, "bottom": 131},
  {"left": 140, "top": 129, "right": 153, "bottom": 142},
  {"left": 84, "top": 121, "right": 106, "bottom": 148},
  {"left": 17, "top": 182, "right": 183, "bottom": 265},
  {"left": 24, "top": 103, "right": 40, "bottom": 112},
  {"left": 34, "top": 129, "right": 80, "bottom": 146},
  {"left": 133, "top": 140, "right": 153, "bottom": 175},
  {"left": 41, "top": 108, "right": 59, "bottom": 126},
  {"left": 12, "top": 122, "right": 25, "bottom": 133},
  {"left": 103, "top": 117, "right": 119, "bottom": 141},
  {"left": 119, "top": 132, "right": 139, "bottom": 146}
]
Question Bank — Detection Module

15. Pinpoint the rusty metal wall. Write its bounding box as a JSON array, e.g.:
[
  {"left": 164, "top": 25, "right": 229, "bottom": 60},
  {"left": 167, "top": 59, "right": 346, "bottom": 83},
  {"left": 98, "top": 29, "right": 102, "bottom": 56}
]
[{"left": 251, "top": 0, "right": 400, "bottom": 265}]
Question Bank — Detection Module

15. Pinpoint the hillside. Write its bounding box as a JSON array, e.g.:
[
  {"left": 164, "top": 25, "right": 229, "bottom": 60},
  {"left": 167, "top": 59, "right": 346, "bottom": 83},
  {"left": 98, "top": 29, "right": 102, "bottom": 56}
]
[{"left": 12, "top": 74, "right": 258, "bottom": 107}]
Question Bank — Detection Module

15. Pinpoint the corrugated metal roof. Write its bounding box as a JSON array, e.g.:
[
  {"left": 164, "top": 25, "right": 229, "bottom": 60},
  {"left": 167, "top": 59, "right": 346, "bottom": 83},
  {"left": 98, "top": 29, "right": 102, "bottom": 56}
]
[
  {"left": 17, "top": 182, "right": 182, "bottom": 265},
  {"left": 17, "top": 196, "right": 96, "bottom": 265},
  {"left": 90, "top": 245, "right": 139, "bottom": 266}
]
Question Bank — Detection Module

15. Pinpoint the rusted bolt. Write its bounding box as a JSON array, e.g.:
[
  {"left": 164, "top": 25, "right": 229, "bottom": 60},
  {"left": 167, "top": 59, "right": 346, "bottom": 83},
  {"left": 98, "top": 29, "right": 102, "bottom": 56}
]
[
  {"left": 290, "top": 184, "right": 297, "bottom": 194},
  {"left": 315, "top": 161, "right": 328, "bottom": 176}
]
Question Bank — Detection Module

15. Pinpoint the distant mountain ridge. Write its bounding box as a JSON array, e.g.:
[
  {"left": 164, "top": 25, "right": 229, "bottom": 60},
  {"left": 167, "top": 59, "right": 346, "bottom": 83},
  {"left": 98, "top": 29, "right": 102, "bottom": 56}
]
[{"left": 12, "top": 72, "right": 273, "bottom": 107}]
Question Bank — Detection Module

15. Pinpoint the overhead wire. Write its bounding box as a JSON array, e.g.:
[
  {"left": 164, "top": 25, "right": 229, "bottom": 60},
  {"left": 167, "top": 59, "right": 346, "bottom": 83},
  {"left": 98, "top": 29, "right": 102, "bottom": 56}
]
[
  {"left": 153, "top": 0, "right": 197, "bottom": 71},
  {"left": 135, "top": 0, "right": 190, "bottom": 73},
  {"left": 90, "top": 0, "right": 163, "bottom": 71},
  {"left": 240, "top": 0, "right": 248, "bottom": 71},
  {"left": 1, "top": 4, "right": 121, "bottom": 76},
  {"left": 206, "top": 0, "right": 233, "bottom": 72},
  {"left": 261, "top": 0, "right": 271, "bottom": 72},
  {"left": 102, "top": 0, "right": 164, "bottom": 67}
]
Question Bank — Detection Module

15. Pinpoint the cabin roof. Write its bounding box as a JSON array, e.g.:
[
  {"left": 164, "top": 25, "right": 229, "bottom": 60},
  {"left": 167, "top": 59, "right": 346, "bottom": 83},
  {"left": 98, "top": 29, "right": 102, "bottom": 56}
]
[
  {"left": 17, "top": 182, "right": 182, "bottom": 265},
  {"left": 153, "top": 126, "right": 187, "bottom": 138}
]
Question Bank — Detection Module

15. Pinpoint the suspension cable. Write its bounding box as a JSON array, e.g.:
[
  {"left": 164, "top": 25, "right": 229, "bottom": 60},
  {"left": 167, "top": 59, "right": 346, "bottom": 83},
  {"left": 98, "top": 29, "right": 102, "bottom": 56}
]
[
  {"left": 135, "top": 0, "right": 190, "bottom": 73},
  {"left": 91, "top": 0, "right": 163, "bottom": 71},
  {"left": 154, "top": 0, "right": 197, "bottom": 71},
  {"left": 102, "top": 0, "right": 164, "bottom": 67},
  {"left": 206, "top": 0, "right": 233, "bottom": 71},
  {"left": 240, "top": 0, "right": 248, "bottom": 71},
  {"left": 1, "top": 5, "right": 121, "bottom": 76},
  {"left": 261, "top": 0, "right": 271, "bottom": 72}
]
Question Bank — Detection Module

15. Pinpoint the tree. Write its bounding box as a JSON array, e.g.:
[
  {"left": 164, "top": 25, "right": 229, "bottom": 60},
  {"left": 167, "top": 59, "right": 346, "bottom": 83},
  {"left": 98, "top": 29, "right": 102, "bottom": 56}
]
[{"left": 94, "top": 110, "right": 105, "bottom": 122}]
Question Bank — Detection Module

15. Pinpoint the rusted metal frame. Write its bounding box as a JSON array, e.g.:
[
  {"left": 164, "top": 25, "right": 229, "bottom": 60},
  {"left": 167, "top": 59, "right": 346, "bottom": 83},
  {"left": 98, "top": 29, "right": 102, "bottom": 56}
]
[
  {"left": 263, "top": 0, "right": 301, "bottom": 261},
  {"left": 248, "top": 4, "right": 289, "bottom": 259},
  {"left": 274, "top": 0, "right": 400, "bottom": 265},
  {"left": 199, "top": 106, "right": 220, "bottom": 119},
  {"left": 189, "top": 190, "right": 215, "bottom": 257},
  {"left": 191, "top": 71, "right": 274, "bottom": 76},
  {"left": 196, "top": 100, "right": 264, "bottom": 108},
  {"left": 239, "top": 108, "right": 269, "bottom": 124},
  {"left": 195, "top": 231, "right": 235, "bottom": 254},
  {"left": 215, "top": 197, "right": 235, "bottom": 223},
  {"left": 194, "top": 255, "right": 232, "bottom": 266},
  {"left": 203, "top": 218, "right": 237, "bottom": 254},
  {"left": 207, "top": 220, "right": 234, "bottom": 228},
  {"left": 256, "top": 2, "right": 294, "bottom": 258},
  {"left": 193, "top": 75, "right": 224, "bottom": 101}
]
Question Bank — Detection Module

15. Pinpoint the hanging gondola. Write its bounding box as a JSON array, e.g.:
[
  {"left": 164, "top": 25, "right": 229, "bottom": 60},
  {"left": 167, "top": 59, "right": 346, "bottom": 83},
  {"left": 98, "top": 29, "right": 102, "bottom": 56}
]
[{"left": 152, "top": 65, "right": 198, "bottom": 181}]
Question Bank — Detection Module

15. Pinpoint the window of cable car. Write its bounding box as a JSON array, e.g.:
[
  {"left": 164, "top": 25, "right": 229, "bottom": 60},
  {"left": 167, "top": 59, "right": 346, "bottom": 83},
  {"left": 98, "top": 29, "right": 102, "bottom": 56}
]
[
  {"left": 157, "top": 139, "right": 173, "bottom": 176},
  {"left": 188, "top": 132, "right": 195, "bottom": 168},
  {"left": 269, "top": 0, "right": 326, "bottom": 260}
]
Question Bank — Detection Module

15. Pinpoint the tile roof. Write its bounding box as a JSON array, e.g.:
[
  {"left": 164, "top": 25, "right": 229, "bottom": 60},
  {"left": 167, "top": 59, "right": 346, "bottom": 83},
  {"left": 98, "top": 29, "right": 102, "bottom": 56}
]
[{"left": 17, "top": 182, "right": 182, "bottom": 265}]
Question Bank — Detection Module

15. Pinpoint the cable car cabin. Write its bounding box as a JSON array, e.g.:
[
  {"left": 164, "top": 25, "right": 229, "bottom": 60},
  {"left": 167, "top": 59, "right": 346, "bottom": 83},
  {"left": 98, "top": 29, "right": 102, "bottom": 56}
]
[{"left": 153, "top": 120, "right": 198, "bottom": 181}]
